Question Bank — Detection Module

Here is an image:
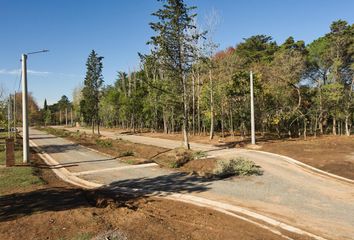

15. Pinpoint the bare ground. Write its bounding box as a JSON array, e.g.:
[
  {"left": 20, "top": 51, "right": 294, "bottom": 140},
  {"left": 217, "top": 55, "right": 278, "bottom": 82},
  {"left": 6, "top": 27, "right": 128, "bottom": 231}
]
[
  {"left": 260, "top": 135, "right": 354, "bottom": 180},
  {"left": 0, "top": 154, "right": 303, "bottom": 240},
  {"left": 104, "top": 128, "right": 354, "bottom": 180}
]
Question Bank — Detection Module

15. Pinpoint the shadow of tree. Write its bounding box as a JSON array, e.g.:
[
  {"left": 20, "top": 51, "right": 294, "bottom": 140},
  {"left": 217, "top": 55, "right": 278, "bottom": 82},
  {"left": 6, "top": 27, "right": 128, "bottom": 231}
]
[
  {"left": 0, "top": 172, "right": 213, "bottom": 222},
  {"left": 36, "top": 143, "right": 83, "bottom": 154}
]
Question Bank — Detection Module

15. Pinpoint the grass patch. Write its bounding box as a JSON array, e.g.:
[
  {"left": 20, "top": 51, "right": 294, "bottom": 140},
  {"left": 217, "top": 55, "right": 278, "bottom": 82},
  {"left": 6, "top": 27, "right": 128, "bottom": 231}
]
[
  {"left": 0, "top": 166, "right": 44, "bottom": 195},
  {"left": 213, "top": 157, "right": 262, "bottom": 177},
  {"left": 72, "top": 233, "right": 93, "bottom": 240},
  {"left": 125, "top": 159, "right": 135, "bottom": 164},
  {"left": 193, "top": 150, "right": 208, "bottom": 159},
  {"left": 95, "top": 138, "right": 113, "bottom": 148},
  {"left": 39, "top": 127, "right": 71, "bottom": 138},
  {"left": 169, "top": 162, "right": 179, "bottom": 168},
  {"left": 119, "top": 150, "right": 134, "bottom": 157}
]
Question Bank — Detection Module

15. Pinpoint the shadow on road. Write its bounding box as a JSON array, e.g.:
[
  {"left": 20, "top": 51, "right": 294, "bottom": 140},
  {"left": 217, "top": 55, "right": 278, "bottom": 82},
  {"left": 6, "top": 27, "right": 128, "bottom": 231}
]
[{"left": 0, "top": 172, "right": 213, "bottom": 222}]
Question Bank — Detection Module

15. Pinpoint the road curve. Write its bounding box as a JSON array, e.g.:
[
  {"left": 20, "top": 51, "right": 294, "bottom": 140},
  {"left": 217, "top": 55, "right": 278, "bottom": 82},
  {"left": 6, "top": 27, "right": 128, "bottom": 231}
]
[{"left": 35, "top": 127, "right": 354, "bottom": 240}]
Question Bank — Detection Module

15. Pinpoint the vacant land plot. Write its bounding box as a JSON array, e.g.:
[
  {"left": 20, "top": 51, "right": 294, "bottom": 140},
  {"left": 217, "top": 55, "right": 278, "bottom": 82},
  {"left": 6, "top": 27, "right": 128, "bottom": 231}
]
[
  {"left": 0, "top": 144, "right": 298, "bottom": 239},
  {"left": 96, "top": 128, "right": 354, "bottom": 180},
  {"left": 41, "top": 127, "right": 262, "bottom": 178},
  {"left": 260, "top": 135, "right": 354, "bottom": 180}
]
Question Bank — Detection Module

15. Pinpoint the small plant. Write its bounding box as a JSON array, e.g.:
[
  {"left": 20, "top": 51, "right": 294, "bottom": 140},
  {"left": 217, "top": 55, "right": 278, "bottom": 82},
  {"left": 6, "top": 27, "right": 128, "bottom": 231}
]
[
  {"left": 213, "top": 157, "right": 262, "bottom": 177},
  {"left": 72, "top": 233, "right": 93, "bottom": 240},
  {"left": 173, "top": 148, "right": 193, "bottom": 167},
  {"left": 126, "top": 159, "right": 135, "bottom": 164},
  {"left": 193, "top": 150, "right": 208, "bottom": 159},
  {"left": 120, "top": 150, "right": 134, "bottom": 157},
  {"left": 95, "top": 138, "right": 113, "bottom": 148},
  {"left": 169, "top": 162, "right": 178, "bottom": 168}
]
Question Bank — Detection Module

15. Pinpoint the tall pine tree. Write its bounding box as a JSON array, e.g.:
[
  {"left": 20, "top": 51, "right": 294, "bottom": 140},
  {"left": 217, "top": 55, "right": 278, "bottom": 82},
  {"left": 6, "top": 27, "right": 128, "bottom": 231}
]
[
  {"left": 149, "top": 0, "right": 204, "bottom": 149},
  {"left": 80, "top": 50, "right": 104, "bottom": 134}
]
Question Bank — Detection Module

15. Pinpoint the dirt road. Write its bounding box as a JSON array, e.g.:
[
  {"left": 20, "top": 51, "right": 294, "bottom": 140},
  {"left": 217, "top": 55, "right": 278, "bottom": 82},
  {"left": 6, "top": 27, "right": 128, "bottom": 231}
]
[{"left": 32, "top": 127, "right": 354, "bottom": 240}]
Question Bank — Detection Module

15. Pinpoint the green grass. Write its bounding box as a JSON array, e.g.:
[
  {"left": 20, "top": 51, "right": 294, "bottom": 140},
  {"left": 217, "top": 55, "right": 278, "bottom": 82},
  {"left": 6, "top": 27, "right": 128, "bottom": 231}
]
[
  {"left": 40, "top": 127, "right": 71, "bottom": 138},
  {"left": 119, "top": 150, "right": 134, "bottom": 157},
  {"left": 126, "top": 159, "right": 135, "bottom": 164},
  {"left": 57, "top": 233, "right": 93, "bottom": 240},
  {"left": 193, "top": 150, "right": 208, "bottom": 159},
  {"left": 0, "top": 132, "right": 43, "bottom": 195},
  {"left": 0, "top": 167, "right": 44, "bottom": 194},
  {"left": 0, "top": 147, "right": 23, "bottom": 165},
  {"left": 71, "top": 233, "right": 93, "bottom": 240},
  {"left": 95, "top": 138, "right": 113, "bottom": 148}
]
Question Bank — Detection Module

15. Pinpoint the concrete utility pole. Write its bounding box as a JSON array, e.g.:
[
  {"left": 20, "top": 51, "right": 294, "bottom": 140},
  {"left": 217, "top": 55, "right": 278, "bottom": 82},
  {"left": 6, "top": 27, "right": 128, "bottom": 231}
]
[
  {"left": 250, "top": 71, "right": 256, "bottom": 145},
  {"left": 21, "top": 50, "right": 49, "bottom": 163},
  {"left": 21, "top": 54, "right": 29, "bottom": 163}
]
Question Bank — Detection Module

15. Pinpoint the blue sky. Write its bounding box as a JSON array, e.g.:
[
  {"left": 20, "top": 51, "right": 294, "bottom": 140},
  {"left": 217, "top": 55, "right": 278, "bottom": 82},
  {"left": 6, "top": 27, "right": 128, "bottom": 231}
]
[{"left": 1, "top": 0, "right": 354, "bottom": 107}]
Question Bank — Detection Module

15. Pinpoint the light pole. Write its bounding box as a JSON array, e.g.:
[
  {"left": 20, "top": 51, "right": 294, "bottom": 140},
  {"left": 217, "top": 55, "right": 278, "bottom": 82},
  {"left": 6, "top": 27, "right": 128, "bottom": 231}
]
[{"left": 21, "top": 50, "right": 48, "bottom": 163}]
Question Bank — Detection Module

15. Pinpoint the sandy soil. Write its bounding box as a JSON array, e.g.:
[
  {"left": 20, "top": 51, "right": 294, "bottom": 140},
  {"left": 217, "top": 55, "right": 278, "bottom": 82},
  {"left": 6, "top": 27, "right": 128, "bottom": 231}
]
[
  {"left": 260, "top": 135, "right": 354, "bottom": 180},
  {"left": 0, "top": 155, "right": 301, "bottom": 240},
  {"left": 106, "top": 128, "right": 354, "bottom": 180}
]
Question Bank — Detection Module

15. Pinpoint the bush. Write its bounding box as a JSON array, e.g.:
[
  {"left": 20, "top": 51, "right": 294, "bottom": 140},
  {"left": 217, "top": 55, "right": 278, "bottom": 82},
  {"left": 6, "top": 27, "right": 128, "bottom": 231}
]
[
  {"left": 213, "top": 157, "right": 262, "bottom": 177},
  {"left": 174, "top": 148, "right": 193, "bottom": 167},
  {"left": 120, "top": 150, "right": 134, "bottom": 157},
  {"left": 193, "top": 150, "right": 208, "bottom": 159},
  {"left": 95, "top": 138, "right": 113, "bottom": 148}
]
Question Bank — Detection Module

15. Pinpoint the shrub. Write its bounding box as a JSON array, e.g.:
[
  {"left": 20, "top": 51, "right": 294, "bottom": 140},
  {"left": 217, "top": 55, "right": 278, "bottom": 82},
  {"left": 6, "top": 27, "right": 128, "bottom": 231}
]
[
  {"left": 193, "top": 150, "right": 208, "bottom": 159},
  {"left": 213, "top": 157, "right": 262, "bottom": 177},
  {"left": 174, "top": 148, "right": 193, "bottom": 167},
  {"left": 95, "top": 138, "right": 113, "bottom": 148},
  {"left": 120, "top": 150, "right": 134, "bottom": 157}
]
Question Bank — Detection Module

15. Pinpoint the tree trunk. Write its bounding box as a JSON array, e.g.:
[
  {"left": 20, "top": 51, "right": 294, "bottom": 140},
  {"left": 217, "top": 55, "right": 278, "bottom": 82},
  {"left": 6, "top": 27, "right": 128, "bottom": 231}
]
[
  {"left": 344, "top": 77, "right": 353, "bottom": 136},
  {"left": 182, "top": 73, "right": 190, "bottom": 149},
  {"left": 318, "top": 79, "right": 324, "bottom": 135},
  {"left": 345, "top": 116, "right": 350, "bottom": 136},
  {"left": 171, "top": 107, "right": 175, "bottom": 134},
  {"left": 192, "top": 69, "right": 196, "bottom": 135},
  {"left": 92, "top": 121, "right": 94, "bottom": 134},
  {"left": 229, "top": 102, "right": 234, "bottom": 138},
  {"left": 332, "top": 116, "right": 337, "bottom": 135},
  {"left": 303, "top": 119, "right": 307, "bottom": 140},
  {"left": 97, "top": 119, "right": 100, "bottom": 135},
  {"left": 65, "top": 108, "right": 68, "bottom": 126},
  {"left": 209, "top": 69, "right": 214, "bottom": 140},
  {"left": 221, "top": 101, "right": 224, "bottom": 138},
  {"left": 197, "top": 69, "right": 201, "bottom": 135},
  {"left": 314, "top": 116, "right": 318, "bottom": 138},
  {"left": 163, "top": 108, "right": 168, "bottom": 134}
]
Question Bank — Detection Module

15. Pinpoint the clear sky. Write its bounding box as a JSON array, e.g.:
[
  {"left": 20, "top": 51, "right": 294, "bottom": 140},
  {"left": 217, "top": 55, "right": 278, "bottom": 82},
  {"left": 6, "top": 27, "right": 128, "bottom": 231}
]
[{"left": 1, "top": 0, "right": 354, "bottom": 107}]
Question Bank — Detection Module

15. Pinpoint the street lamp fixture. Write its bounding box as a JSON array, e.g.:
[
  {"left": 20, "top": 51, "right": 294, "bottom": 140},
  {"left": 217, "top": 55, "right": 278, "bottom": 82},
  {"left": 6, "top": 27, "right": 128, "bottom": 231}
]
[{"left": 21, "top": 49, "right": 49, "bottom": 163}]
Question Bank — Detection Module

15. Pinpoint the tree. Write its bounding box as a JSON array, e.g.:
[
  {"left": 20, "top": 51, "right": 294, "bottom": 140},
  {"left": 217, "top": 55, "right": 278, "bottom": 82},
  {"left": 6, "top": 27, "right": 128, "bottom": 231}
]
[
  {"left": 80, "top": 50, "right": 104, "bottom": 134},
  {"left": 43, "top": 98, "right": 51, "bottom": 126},
  {"left": 72, "top": 84, "right": 83, "bottom": 125},
  {"left": 201, "top": 9, "right": 220, "bottom": 140},
  {"left": 58, "top": 95, "right": 70, "bottom": 125},
  {"left": 148, "top": 0, "right": 204, "bottom": 149}
]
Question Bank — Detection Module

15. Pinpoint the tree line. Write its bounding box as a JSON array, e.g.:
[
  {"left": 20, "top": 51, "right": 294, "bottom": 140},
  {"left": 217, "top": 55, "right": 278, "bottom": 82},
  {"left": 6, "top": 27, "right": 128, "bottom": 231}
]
[{"left": 44, "top": 0, "right": 354, "bottom": 148}]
